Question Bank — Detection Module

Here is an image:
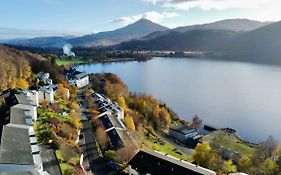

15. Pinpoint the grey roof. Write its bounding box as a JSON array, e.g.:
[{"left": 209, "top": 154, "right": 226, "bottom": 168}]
[
  {"left": 99, "top": 114, "right": 123, "bottom": 130},
  {"left": 170, "top": 125, "right": 196, "bottom": 135},
  {"left": 75, "top": 72, "right": 88, "bottom": 79},
  {"left": 14, "top": 94, "right": 32, "bottom": 105},
  {"left": 107, "top": 128, "right": 125, "bottom": 149},
  {"left": 10, "top": 107, "right": 31, "bottom": 125},
  {"left": 0, "top": 124, "right": 33, "bottom": 165}
]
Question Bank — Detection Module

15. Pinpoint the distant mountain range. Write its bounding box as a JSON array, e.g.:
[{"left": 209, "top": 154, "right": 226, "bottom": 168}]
[
  {"left": 118, "top": 19, "right": 281, "bottom": 64},
  {"left": 3, "top": 18, "right": 169, "bottom": 48},
  {"left": 3, "top": 18, "right": 281, "bottom": 64},
  {"left": 68, "top": 18, "right": 169, "bottom": 47},
  {"left": 118, "top": 19, "right": 273, "bottom": 51},
  {"left": 141, "top": 19, "right": 272, "bottom": 41},
  {"left": 2, "top": 18, "right": 271, "bottom": 48}
]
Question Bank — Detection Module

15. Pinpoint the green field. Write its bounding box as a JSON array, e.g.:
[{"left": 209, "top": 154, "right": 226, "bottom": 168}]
[
  {"left": 56, "top": 58, "right": 87, "bottom": 66},
  {"left": 202, "top": 130, "right": 256, "bottom": 155}
]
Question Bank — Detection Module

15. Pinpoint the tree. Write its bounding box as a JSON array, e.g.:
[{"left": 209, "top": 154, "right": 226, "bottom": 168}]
[
  {"left": 191, "top": 115, "right": 202, "bottom": 132},
  {"left": 153, "top": 105, "right": 161, "bottom": 119},
  {"left": 159, "top": 107, "right": 171, "bottom": 128},
  {"left": 208, "top": 152, "right": 225, "bottom": 173},
  {"left": 124, "top": 114, "right": 135, "bottom": 131},
  {"left": 253, "top": 136, "right": 281, "bottom": 164},
  {"left": 95, "top": 126, "right": 109, "bottom": 150},
  {"left": 16, "top": 78, "right": 29, "bottom": 89},
  {"left": 71, "top": 113, "right": 81, "bottom": 129},
  {"left": 118, "top": 96, "right": 127, "bottom": 111},
  {"left": 223, "top": 160, "right": 237, "bottom": 174},
  {"left": 238, "top": 155, "right": 252, "bottom": 172},
  {"left": 259, "top": 158, "right": 279, "bottom": 175},
  {"left": 55, "top": 84, "right": 69, "bottom": 100},
  {"left": 192, "top": 142, "right": 212, "bottom": 168}
]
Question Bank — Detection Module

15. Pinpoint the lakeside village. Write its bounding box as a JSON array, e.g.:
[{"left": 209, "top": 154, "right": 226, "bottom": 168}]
[{"left": 0, "top": 64, "right": 278, "bottom": 175}]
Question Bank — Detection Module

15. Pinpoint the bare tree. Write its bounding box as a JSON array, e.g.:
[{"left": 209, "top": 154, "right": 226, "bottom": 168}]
[{"left": 191, "top": 115, "right": 202, "bottom": 132}]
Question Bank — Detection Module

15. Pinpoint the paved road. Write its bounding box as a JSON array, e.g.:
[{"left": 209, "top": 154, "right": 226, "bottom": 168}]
[{"left": 40, "top": 145, "right": 61, "bottom": 175}]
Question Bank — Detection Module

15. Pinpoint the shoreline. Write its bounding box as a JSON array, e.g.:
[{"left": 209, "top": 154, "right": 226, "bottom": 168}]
[{"left": 73, "top": 59, "right": 262, "bottom": 146}]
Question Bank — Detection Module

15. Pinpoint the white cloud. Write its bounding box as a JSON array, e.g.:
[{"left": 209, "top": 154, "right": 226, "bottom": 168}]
[
  {"left": 142, "top": 0, "right": 276, "bottom": 10},
  {"left": 112, "top": 11, "right": 179, "bottom": 25}
]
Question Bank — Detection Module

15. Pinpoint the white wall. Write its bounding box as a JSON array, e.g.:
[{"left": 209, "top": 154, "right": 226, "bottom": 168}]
[
  {"left": 76, "top": 76, "right": 89, "bottom": 88},
  {"left": 13, "top": 104, "right": 37, "bottom": 122}
]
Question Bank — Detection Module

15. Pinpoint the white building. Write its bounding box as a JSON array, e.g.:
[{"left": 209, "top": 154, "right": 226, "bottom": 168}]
[
  {"left": 12, "top": 94, "right": 37, "bottom": 122},
  {"left": 20, "top": 90, "right": 39, "bottom": 107},
  {"left": 64, "top": 69, "right": 89, "bottom": 88},
  {"left": 36, "top": 72, "right": 52, "bottom": 85},
  {"left": 37, "top": 86, "right": 55, "bottom": 104}
]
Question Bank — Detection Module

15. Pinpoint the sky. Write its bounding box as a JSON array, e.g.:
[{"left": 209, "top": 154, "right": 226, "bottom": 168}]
[{"left": 0, "top": 0, "right": 281, "bottom": 39}]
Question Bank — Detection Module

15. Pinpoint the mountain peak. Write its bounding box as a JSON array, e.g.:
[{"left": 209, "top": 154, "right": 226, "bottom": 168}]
[{"left": 131, "top": 18, "right": 163, "bottom": 26}]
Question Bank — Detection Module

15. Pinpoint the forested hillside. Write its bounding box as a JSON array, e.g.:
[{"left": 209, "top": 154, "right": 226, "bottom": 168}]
[{"left": 0, "top": 45, "right": 65, "bottom": 92}]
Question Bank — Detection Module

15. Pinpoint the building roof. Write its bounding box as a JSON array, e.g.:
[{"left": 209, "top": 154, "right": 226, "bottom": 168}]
[
  {"left": 99, "top": 114, "right": 123, "bottom": 130},
  {"left": 0, "top": 124, "right": 34, "bottom": 165},
  {"left": 14, "top": 94, "right": 32, "bottom": 106},
  {"left": 64, "top": 68, "right": 88, "bottom": 80},
  {"left": 75, "top": 72, "right": 88, "bottom": 79},
  {"left": 129, "top": 150, "right": 216, "bottom": 175},
  {"left": 107, "top": 128, "right": 124, "bottom": 149},
  {"left": 10, "top": 107, "right": 32, "bottom": 126},
  {"left": 170, "top": 125, "right": 196, "bottom": 135}
]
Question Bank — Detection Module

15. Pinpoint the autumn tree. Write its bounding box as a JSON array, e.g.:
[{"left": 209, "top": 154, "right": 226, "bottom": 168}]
[
  {"left": 223, "top": 160, "right": 237, "bottom": 174},
  {"left": 208, "top": 152, "right": 225, "bottom": 173},
  {"left": 71, "top": 113, "right": 81, "bottom": 129},
  {"left": 258, "top": 158, "right": 279, "bottom": 175},
  {"left": 118, "top": 96, "right": 128, "bottom": 111},
  {"left": 95, "top": 126, "right": 109, "bottom": 150},
  {"left": 238, "top": 155, "right": 252, "bottom": 172},
  {"left": 191, "top": 115, "right": 202, "bottom": 132},
  {"left": 159, "top": 107, "right": 171, "bottom": 128},
  {"left": 192, "top": 142, "right": 213, "bottom": 168},
  {"left": 153, "top": 105, "right": 161, "bottom": 119},
  {"left": 124, "top": 114, "right": 135, "bottom": 131},
  {"left": 16, "top": 78, "right": 29, "bottom": 89},
  {"left": 55, "top": 84, "right": 69, "bottom": 100}
]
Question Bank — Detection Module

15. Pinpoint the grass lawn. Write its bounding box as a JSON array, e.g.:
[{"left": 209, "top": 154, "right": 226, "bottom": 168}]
[
  {"left": 56, "top": 59, "right": 87, "bottom": 66},
  {"left": 55, "top": 150, "right": 76, "bottom": 175},
  {"left": 202, "top": 130, "right": 256, "bottom": 156},
  {"left": 142, "top": 133, "right": 192, "bottom": 162},
  {"left": 59, "top": 163, "right": 75, "bottom": 175}
]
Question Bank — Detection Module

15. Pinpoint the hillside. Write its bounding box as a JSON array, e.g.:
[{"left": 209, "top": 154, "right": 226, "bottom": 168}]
[
  {"left": 174, "top": 19, "right": 272, "bottom": 33},
  {"left": 5, "top": 36, "right": 70, "bottom": 48},
  {"left": 0, "top": 45, "right": 65, "bottom": 92},
  {"left": 119, "top": 29, "right": 240, "bottom": 51},
  {"left": 220, "top": 21, "right": 281, "bottom": 64},
  {"left": 141, "top": 19, "right": 271, "bottom": 41},
  {"left": 69, "top": 18, "right": 169, "bottom": 47}
]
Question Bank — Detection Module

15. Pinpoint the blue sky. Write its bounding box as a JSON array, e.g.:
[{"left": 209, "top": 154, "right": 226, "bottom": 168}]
[{"left": 0, "top": 0, "right": 280, "bottom": 39}]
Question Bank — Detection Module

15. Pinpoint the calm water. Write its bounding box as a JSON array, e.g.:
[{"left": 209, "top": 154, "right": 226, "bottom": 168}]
[{"left": 76, "top": 57, "right": 281, "bottom": 143}]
